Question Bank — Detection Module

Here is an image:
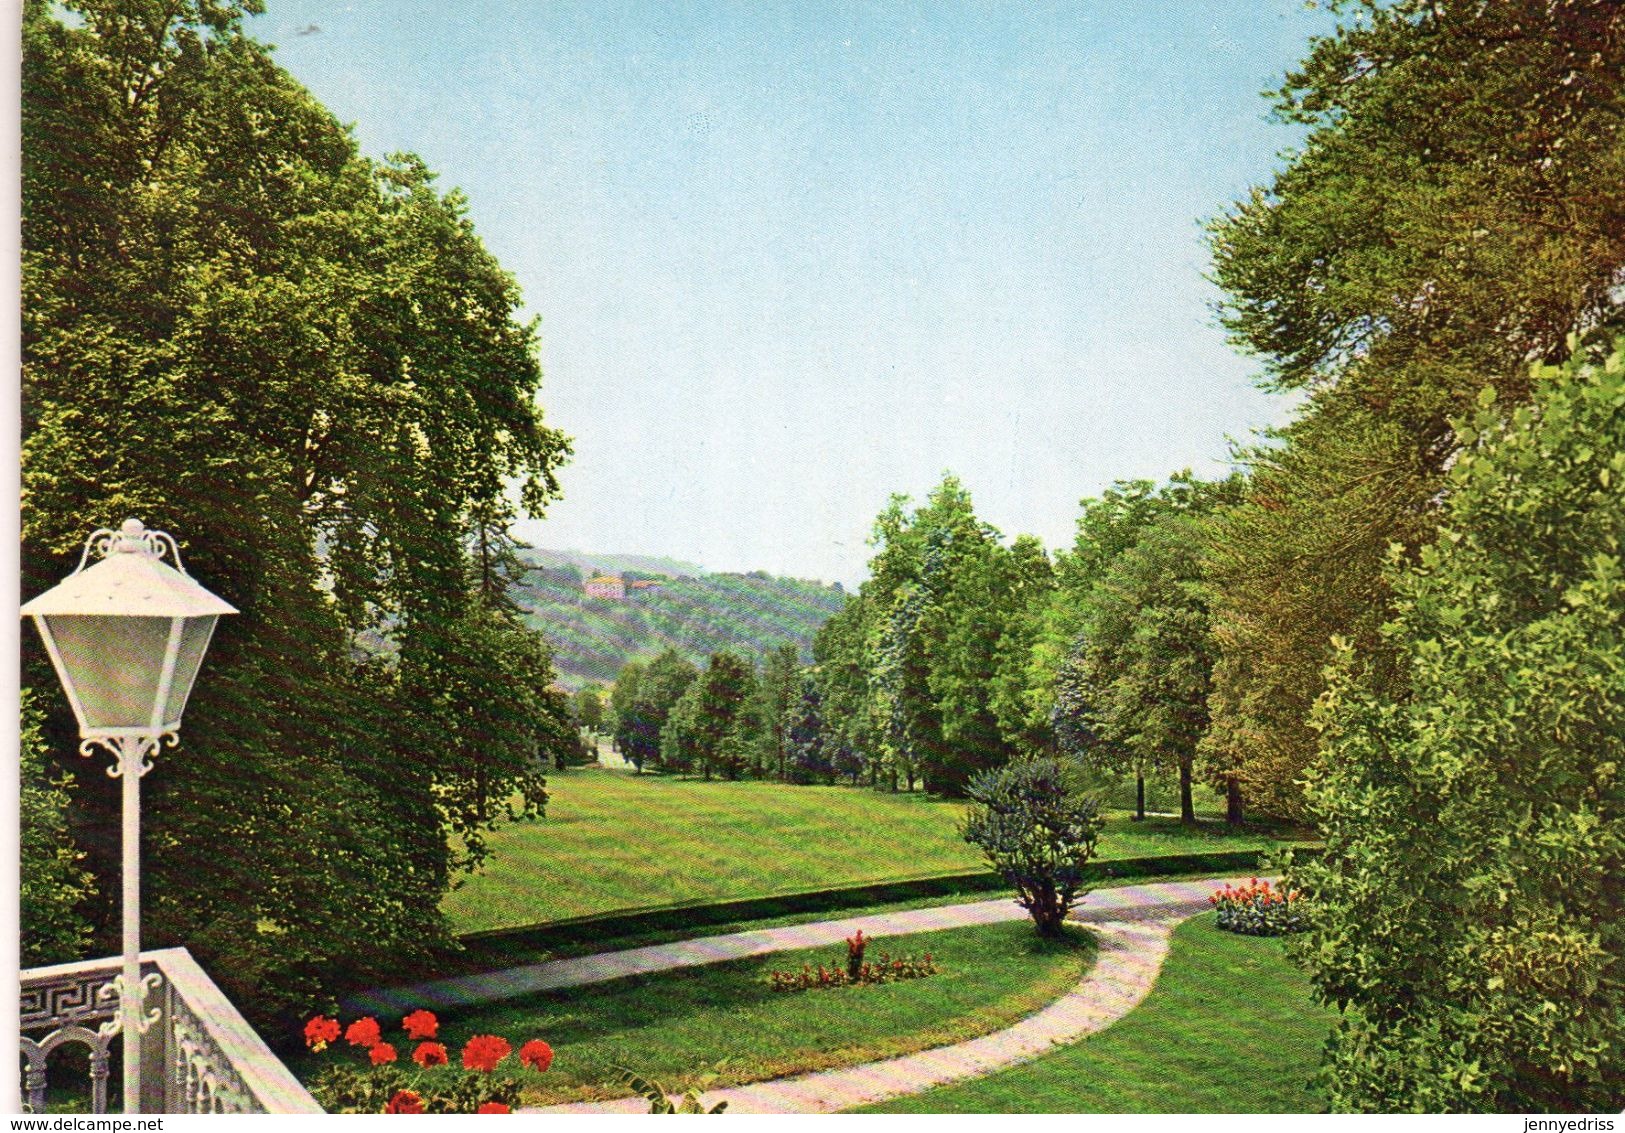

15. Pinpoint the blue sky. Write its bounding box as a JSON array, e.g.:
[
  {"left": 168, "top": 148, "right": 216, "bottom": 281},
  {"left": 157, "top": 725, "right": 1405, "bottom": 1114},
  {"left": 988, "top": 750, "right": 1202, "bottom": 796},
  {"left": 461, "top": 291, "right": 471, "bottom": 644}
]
[{"left": 258, "top": 1, "right": 1331, "bottom": 586}]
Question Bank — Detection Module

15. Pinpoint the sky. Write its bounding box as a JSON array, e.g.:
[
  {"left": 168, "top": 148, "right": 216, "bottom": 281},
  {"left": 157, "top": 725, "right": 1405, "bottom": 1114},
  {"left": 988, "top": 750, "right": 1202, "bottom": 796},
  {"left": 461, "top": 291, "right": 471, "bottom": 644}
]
[{"left": 258, "top": 1, "right": 1332, "bottom": 587}]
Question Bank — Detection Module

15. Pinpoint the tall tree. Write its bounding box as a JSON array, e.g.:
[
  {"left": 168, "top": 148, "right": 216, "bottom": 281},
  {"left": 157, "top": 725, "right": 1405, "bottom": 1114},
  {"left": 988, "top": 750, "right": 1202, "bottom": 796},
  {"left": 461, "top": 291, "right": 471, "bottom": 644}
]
[
  {"left": 1204, "top": 0, "right": 1625, "bottom": 819},
  {"left": 622, "top": 650, "right": 698, "bottom": 771},
  {"left": 21, "top": 0, "right": 571, "bottom": 1021},
  {"left": 812, "top": 597, "right": 876, "bottom": 785},
  {"left": 750, "top": 644, "right": 800, "bottom": 779},
  {"left": 785, "top": 674, "right": 830, "bottom": 784},
  {"left": 1067, "top": 477, "right": 1239, "bottom": 824},
  {"left": 1294, "top": 331, "right": 1625, "bottom": 1112},
  {"left": 988, "top": 535, "right": 1057, "bottom": 756},
  {"left": 692, "top": 651, "right": 756, "bottom": 780}
]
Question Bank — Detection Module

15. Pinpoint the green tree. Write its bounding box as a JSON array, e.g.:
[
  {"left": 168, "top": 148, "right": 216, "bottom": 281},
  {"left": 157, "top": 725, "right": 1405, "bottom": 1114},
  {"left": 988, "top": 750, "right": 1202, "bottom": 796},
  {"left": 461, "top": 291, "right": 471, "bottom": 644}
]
[
  {"left": 693, "top": 651, "right": 756, "bottom": 780},
  {"left": 1053, "top": 476, "right": 1237, "bottom": 823},
  {"left": 21, "top": 0, "right": 570, "bottom": 1020},
  {"left": 1203, "top": 0, "right": 1625, "bottom": 819},
  {"left": 812, "top": 596, "right": 877, "bottom": 784},
  {"left": 622, "top": 650, "right": 699, "bottom": 771},
  {"left": 961, "top": 758, "right": 1103, "bottom": 936},
  {"left": 870, "top": 582, "right": 937, "bottom": 792},
  {"left": 1022, "top": 481, "right": 1163, "bottom": 743},
  {"left": 610, "top": 661, "right": 645, "bottom": 761},
  {"left": 988, "top": 535, "right": 1057, "bottom": 756},
  {"left": 785, "top": 674, "right": 830, "bottom": 784},
  {"left": 1292, "top": 332, "right": 1625, "bottom": 1112},
  {"left": 1075, "top": 512, "right": 1213, "bottom": 823},
  {"left": 860, "top": 475, "right": 1026, "bottom": 795},
  {"left": 20, "top": 689, "right": 94, "bottom": 967},
  {"left": 572, "top": 686, "right": 606, "bottom": 735},
  {"left": 750, "top": 644, "right": 799, "bottom": 779},
  {"left": 658, "top": 682, "right": 704, "bottom": 776}
]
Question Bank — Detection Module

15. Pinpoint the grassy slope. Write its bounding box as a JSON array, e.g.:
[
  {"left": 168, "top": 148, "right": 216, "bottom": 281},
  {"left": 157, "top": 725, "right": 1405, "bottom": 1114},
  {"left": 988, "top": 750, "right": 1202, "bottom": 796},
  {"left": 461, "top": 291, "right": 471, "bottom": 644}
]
[
  {"left": 863, "top": 912, "right": 1337, "bottom": 1113},
  {"left": 364, "top": 920, "right": 1098, "bottom": 1107},
  {"left": 443, "top": 768, "right": 1297, "bottom": 934}
]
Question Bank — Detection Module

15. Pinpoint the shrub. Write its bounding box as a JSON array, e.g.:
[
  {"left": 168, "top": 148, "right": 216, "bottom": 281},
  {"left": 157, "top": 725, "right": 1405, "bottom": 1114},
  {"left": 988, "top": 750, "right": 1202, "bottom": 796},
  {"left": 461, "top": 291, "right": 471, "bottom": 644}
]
[
  {"left": 303, "top": 1009, "right": 550, "bottom": 1113},
  {"left": 962, "top": 758, "right": 1104, "bottom": 935},
  {"left": 1210, "top": 878, "right": 1306, "bottom": 936}
]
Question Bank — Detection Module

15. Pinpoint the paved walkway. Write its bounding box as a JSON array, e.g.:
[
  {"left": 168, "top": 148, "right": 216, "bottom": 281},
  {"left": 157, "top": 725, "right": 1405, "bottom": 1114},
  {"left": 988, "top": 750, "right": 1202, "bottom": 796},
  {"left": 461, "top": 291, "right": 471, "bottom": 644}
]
[
  {"left": 533, "top": 914, "right": 1179, "bottom": 1114},
  {"left": 348, "top": 877, "right": 1225, "bottom": 1017}
]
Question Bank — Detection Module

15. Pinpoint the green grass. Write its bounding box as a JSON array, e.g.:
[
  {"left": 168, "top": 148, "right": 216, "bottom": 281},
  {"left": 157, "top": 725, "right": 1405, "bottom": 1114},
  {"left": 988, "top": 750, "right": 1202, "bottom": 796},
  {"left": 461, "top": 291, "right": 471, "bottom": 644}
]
[
  {"left": 307, "top": 920, "right": 1097, "bottom": 1108},
  {"left": 444, "top": 767, "right": 1298, "bottom": 934},
  {"left": 862, "top": 913, "right": 1337, "bottom": 1113}
]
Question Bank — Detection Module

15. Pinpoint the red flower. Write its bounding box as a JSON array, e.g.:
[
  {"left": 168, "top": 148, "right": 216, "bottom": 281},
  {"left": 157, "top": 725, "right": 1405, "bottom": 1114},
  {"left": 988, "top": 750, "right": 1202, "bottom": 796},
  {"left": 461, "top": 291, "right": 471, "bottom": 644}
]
[
  {"left": 346, "top": 1017, "right": 383, "bottom": 1049},
  {"left": 477, "top": 1103, "right": 512, "bottom": 1114},
  {"left": 370, "top": 1043, "right": 398, "bottom": 1066},
  {"left": 413, "top": 1041, "right": 449, "bottom": 1068},
  {"left": 402, "top": 1009, "right": 439, "bottom": 1041},
  {"left": 304, "top": 1015, "right": 341, "bottom": 1052},
  {"left": 518, "top": 1040, "right": 553, "bottom": 1073},
  {"left": 462, "top": 1035, "right": 513, "bottom": 1073},
  {"left": 384, "top": 1090, "right": 425, "bottom": 1114}
]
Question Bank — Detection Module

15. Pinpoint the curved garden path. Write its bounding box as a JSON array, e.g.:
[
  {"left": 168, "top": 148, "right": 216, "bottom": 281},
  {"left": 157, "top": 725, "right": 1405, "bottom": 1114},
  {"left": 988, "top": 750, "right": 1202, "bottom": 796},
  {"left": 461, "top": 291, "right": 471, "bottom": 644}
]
[
  {"left": 532, "top": 913, "right": 1180, "bottom": 1114},
  {"left": 348, "top": 877, "right": 1226, "bottom": 1017}
]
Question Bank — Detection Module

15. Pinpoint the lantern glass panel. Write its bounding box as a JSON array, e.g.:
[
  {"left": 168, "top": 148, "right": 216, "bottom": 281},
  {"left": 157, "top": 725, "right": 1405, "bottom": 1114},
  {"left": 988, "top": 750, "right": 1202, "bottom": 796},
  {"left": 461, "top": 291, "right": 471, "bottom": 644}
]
[
  {"left": 163, "top": 614, "right": 220, "bottom": 725},
  {"left": 44, "top": 615, "right": 174, "bottom": 731}
]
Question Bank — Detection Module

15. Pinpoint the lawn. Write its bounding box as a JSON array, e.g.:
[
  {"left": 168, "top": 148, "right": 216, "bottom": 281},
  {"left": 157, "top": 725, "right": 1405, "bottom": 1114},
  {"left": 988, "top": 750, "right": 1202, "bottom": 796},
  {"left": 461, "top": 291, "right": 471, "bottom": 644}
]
[
  {"left": 306, "top": 919, "right": 1097, "bottom": 1108},
  {"left": 444, "top": 767, "right": 1296, "bottom": 934},
  {"left": 862, "top": 912, "right": 1338, "bottom": 1113}
]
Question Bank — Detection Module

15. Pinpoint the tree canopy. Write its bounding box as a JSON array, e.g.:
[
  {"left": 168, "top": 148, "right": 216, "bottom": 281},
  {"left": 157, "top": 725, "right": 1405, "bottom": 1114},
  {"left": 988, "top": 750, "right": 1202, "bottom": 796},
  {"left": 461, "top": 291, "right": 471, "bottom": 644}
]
[
  {"left": 1294, "top": 329, "right": 1625, "bottom": 1112},
  {"left": 22, "top": 0, "right": 571, "bottom": 1022}
]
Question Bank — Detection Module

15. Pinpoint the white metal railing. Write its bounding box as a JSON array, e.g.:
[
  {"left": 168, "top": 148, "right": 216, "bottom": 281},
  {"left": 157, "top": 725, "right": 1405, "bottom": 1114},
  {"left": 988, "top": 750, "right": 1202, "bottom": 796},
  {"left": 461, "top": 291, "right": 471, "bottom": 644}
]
[{"left": 20, "top": 948, "right": 323, "bottom": 1114}]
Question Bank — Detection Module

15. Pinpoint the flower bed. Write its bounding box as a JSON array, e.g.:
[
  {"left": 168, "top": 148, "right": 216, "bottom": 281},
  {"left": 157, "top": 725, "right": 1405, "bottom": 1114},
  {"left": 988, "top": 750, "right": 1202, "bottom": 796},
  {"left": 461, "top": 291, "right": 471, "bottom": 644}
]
[
  {"left": 1210, "top": 878, "right": 1307, "bottom": 936},
  {"left": 766, "top": 930, "right": 938, "bottom": 992},
  {"left": 303, "top": 1008, "right": 553, "bottom": 1113}
]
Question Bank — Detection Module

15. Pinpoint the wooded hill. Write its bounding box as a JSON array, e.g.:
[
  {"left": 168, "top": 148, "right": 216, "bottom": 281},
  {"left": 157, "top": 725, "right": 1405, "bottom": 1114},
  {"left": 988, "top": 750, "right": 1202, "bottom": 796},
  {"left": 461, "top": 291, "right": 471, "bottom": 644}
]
[{"left": 516, "top": 555, "right": 847, "bottom": 690}]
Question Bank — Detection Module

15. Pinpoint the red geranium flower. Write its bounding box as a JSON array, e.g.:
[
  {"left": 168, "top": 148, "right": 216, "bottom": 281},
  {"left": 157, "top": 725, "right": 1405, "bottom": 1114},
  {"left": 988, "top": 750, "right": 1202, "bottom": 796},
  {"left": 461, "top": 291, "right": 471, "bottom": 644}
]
[
  {"left": 304, "top": 1015, "right": 341, "bottom": 1052},
  {"left": 477, "top": 1103, "right": 512, "bottom": 1114},
  {"left": 384, "top": 1090, "right": 425, "bottom": 1114},
  {"left": 346, "top": 1017, "right": 383, "bottom": 1048},
  {"left": 402, "top": 1009, "right": 439, "bottom": 1041},
  {"left": 518, "top": 1040, "right": 553, "bottom": 1073},
  {"left": 370, "top": 1043, "right": 397, "bottom": 1066},
  {"left": 413, "top": 1041, "right": 449, "bottom": 1068},
  {"left": 462, "top": 1035, "right": 513, "bottom": 1073}
]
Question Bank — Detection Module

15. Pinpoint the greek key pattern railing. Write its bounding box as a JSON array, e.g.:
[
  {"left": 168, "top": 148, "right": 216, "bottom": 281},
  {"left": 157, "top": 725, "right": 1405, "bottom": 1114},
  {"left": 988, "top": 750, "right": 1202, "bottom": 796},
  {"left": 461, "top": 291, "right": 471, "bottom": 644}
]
[{"left": 19, "top": 949, "right": 323, "bottom": 1114}]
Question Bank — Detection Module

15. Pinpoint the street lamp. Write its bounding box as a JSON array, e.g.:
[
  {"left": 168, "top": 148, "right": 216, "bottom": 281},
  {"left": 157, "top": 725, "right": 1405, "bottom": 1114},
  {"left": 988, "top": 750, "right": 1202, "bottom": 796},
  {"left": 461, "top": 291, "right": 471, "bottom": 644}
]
[{"left": 21, "top": 519, "right": 236, "bottom": 1114}]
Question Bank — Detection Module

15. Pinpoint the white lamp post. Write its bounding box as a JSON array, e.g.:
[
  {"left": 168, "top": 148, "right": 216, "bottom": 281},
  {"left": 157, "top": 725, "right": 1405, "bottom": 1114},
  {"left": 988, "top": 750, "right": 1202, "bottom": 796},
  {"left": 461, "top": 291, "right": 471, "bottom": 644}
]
[{"left": 21, "top": 519, "right": 237, "bottom": 1114}]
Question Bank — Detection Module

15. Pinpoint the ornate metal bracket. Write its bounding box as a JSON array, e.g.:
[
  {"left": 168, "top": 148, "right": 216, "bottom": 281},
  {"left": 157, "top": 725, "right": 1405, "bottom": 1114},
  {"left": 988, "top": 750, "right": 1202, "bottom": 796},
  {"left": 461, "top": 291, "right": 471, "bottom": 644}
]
[
  {"left": 73, "top": 520, "right": 186, "bottom": 575},
  {"left": 81, "top": 733, "right": 176, "bottom": 779},
  {"left": 93, "top": 972, "right": 164, "bottom": 1038}
]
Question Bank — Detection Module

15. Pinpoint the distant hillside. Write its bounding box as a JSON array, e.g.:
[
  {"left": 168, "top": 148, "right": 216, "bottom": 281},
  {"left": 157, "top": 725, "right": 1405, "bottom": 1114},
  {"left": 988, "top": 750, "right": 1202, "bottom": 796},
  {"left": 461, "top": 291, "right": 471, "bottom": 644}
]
[{"left": 516, "top": 554, "right": 848, "bottom": 691}]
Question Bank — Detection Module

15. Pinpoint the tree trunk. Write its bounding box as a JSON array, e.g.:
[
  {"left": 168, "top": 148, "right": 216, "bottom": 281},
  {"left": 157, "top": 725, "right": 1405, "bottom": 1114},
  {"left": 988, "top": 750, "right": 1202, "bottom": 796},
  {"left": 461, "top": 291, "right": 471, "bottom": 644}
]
[
  {"left": 1226, "top": 775, "right": 1244, "bottom": 825},
  {"left": 1135, "top": 773, "right": 1146, "bottom": 822},
  {"left": 1179, "top": 756, "right": 1195, "bottom": 825},
  {"left": 1027, "top": 882, "right": 1066, "bottom": 936}
]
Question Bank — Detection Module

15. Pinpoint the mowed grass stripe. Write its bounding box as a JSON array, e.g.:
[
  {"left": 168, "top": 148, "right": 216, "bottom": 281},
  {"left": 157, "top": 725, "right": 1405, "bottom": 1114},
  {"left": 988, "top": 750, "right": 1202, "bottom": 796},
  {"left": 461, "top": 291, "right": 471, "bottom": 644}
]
[
  {"left": 443, "top": 769, "right": 1298, "bottom": 935},
  {"left": 444, "top": 771, "right": 980, "bottom": 932}
]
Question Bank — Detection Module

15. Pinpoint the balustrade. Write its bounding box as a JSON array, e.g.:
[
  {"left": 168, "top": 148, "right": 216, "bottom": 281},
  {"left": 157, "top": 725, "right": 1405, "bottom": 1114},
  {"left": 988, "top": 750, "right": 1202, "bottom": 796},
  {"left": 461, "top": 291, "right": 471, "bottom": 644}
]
[{"left": 19, "top": 948, "right": 322, "bottom": 1114}]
